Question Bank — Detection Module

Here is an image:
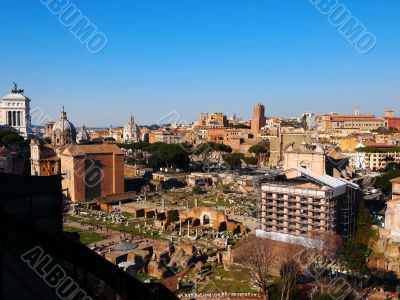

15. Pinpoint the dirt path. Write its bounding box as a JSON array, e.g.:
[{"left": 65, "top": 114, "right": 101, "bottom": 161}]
[{"left": 160, "top": 268, "right": 192, "bottom": 292}]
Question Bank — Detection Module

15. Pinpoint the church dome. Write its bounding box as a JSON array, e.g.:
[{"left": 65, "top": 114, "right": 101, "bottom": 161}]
[
  {"left": 77, "top": 125, "right": 90, "bottom": 142},
  {"left": 52, "top": 115, "right": 76, "bottom": 136},
  {"left": 51, "top": 107, "right": 76, "bottom": 147},
  {"left": 123, "top": 115, "right": 140, "bottom": 143}
]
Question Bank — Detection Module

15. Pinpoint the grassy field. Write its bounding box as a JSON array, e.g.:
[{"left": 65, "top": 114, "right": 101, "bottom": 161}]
[
  {"left": 135, "top": 272, "right": 158, "bottom": 282},
  {"left": 206, "top": 265, "right": 256, "bottom": 293},
  {"left": 63, "top": 226, "right": 105, "bottom": 245}
]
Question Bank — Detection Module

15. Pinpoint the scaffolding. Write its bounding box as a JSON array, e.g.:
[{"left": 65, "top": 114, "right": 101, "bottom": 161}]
[
  {"left": 254, "top": 168, "right": 360, "bottom": 241},
  {"left": 339, "top": 182, "right": 359, "bottom": 240}
]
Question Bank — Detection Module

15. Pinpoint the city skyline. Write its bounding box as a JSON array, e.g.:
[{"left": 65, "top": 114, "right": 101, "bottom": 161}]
[
  {"left": 0, "top": 83, "right": 396, "bottom": 128},
  {"left": 1, "top": 1, "right": 399, "bottom": 126}
]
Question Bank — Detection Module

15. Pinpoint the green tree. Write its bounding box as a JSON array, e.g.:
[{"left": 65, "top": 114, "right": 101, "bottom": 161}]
[
  {"left": 147, "top": 143, "right": 190, "bottom": 170},
  {"left": 343, "top": 240, "right": 370, "bottom": 274},
  {"left": 243, "top": 156, "right": 258, "bottom": 165},
  {"left": 148, "top": 154, "right": 162, "bottom": 169},
  {"left": 224, "top": 153, "right": 244, "bottom": 169},
  {"left": 79, "top": 139, "right": 103, "bottom": 144},
  {"left": 375, "top": 169, "right": 400, "bottom": 195},
  {"left": 228, "top": 124, "right": 250, "bottom": 129},
  {"left": 343, "top": 199, "right": 376, "bottom": 274},
  {"left": 194, "top": 142, "right": 232, "bottom": 155},
  {"left": 143, "top": 142, "right": 164, "bottom": 153},
  {"left": 248, "top": 144, "right": 267, "bottom": 155},
  {"left": 117, "top": 141, "right": 150, "bottom": 151},
  {"left": 166, "top": 210, "right": 180, "bottom": 224},
  {"left": 0, "top": 131, "right": 23, "bottom": 146}
]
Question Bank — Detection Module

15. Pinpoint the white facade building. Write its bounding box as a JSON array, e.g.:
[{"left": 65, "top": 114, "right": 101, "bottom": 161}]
[
  {"left": 0, "top": 84, "right": 31, "bottom": 138},
  {"left": 345, "top": 151, "right": 400, "bottom": 170}
]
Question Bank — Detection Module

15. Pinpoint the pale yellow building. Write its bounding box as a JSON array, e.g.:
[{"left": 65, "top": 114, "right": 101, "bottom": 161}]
[
  {"left": 338, "top": 138, "right": 358, "bottom": 151},
  {"left": 284, "top": 142, "right": 326, "bottom": 178},
  {"left": 317, "top": 108, "right": 384, "bottom": 133},
  {"left": 195, "top": 112, "right": 228, "bottom": 128}
]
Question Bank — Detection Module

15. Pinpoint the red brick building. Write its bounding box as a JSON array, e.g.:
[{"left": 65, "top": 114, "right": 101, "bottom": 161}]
[
  {"left": 387, "top": 117, "right": 400, "bottom": 131},
  {"left": 60, "top": 144, "right": 124, "bottom": 202}
]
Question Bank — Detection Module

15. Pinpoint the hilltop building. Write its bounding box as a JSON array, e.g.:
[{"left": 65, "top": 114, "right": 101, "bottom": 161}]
[
  {"left": 0, "top": 83, "right": 31, "bottom": 138},
  {"left": 316, "top": 107, "right": 385, "bottom": 133}
]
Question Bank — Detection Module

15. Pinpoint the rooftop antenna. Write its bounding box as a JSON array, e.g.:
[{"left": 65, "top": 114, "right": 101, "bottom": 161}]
[{"left": 62, "top": 105, "right": 65, "bottom": 144}]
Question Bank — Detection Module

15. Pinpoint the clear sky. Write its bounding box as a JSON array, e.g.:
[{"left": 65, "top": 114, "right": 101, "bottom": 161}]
[{"left": 0, "top": 0, "right": 399, "bottom": 126}]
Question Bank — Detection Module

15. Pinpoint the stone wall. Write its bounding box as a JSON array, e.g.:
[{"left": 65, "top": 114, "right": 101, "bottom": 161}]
[{"left": 369, "top": 228, "right": 400, "bottom": 276}]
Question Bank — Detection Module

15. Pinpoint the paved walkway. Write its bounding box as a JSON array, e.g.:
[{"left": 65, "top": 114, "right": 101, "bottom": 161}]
[{"left": 64, "top": 220, "right": 124, "bottom": 247}]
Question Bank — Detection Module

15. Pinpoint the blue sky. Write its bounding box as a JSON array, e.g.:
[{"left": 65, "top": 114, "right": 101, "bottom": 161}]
[{"left": 0, "top": 0, "right": 399, "bottom": 126}]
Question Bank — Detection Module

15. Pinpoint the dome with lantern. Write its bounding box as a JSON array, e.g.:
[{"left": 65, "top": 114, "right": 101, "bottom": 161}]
[
  {"left": 51, "top": 106, "right": 76, "bottom": 147},
  {"left": 123, "top": 115, "right": 140, "bottom": 143}
]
